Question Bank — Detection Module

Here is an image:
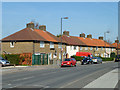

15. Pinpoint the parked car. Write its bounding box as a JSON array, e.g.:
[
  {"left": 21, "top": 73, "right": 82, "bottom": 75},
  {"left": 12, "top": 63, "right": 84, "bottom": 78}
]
[
  {"left": 81, "top": 57, "right": 93, "bottom": 65},
  {"left": 92, "top": 57, "right": 102, "bottom": 64},
  {"left": 61, "top": 58, "right": 77, "bottom": 67},
  {"left": 115, "top": 56, "right": 120, "bottom": 62},
  {"left": 0, "top": 57, "right": 10, "bottom": 66}
]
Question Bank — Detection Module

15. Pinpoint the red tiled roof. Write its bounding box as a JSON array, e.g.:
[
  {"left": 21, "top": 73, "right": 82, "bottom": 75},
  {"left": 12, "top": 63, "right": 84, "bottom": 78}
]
[
  {"left": 2, "top": 28, "right": 46, "bottom": 41},
  {"left": 112, "top": 43, "right": 120, "bottom": 49}
]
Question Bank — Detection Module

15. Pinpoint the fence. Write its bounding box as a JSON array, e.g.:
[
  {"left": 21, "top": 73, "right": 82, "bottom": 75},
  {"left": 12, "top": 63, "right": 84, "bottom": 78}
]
[{"left": 32, "top": 54, "right": 48, "bottom": 65}]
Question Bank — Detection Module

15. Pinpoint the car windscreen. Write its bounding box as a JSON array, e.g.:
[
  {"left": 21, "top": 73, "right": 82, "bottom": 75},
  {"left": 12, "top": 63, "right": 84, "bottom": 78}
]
[
  {"left": 83, "top": 58, "right": 88, "bottom": 60},
  {"left": 64, "top": 59, "right": 71, "bottom": 61},
  {"left": 92, "top": 57, "right": 97, "bottom": 59}
]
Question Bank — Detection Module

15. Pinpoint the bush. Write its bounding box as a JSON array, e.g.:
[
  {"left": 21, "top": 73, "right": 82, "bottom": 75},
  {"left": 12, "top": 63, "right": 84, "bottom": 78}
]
[
  {"left": 71, "top": 55, "right": 84, "bottom": 61},
  {"left": 2, "top": 54, "right": 20, "bottom": 65},
  {"left": 100, "top": 57, "right": 114, "bottom": 61},
  {"left": 110, "top": 52, "right": 116, "bottom": 58}
]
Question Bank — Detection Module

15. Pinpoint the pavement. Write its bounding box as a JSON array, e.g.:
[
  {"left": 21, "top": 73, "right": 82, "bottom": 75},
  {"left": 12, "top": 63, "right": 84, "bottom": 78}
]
[{"left": 1, "top": 61, "right": 119, "bottom": 90}]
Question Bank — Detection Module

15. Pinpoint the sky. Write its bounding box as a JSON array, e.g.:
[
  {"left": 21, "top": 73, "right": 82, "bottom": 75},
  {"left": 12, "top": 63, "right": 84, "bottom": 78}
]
[{"left": 2, "top": 2, "right": 118, "bottom": 43}]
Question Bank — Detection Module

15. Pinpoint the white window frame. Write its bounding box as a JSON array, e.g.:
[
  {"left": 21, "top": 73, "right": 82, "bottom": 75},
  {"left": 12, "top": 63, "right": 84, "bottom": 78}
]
[
  {"left": 70, "top": 46, "right": 72, "bottom": 50},
  {"left": 80, "top": 46, "right": 82, "bottom": 50},
  {"left": 85, "top": 47, "right": 88, "bottom": 50},
  {"left": 50, "top": 42, "right": 54, "bottom": 48},
  {"left": 90, "top": 47, "right": 93, "bottom": 51},
  {"left": 10, "top": 42, "right": 14, "bottom": 48},
  {"left": 58, "top": 43, "right": 62, "bottom": 48},
  {"left": 40, "top": 41, "right": 45, "bottom": 48},
  {"left": 101, "top": 47, "right": 103, "bottom": 50},
  {"left": 112, "top": 48, "right": 114, "bottom": 51}
]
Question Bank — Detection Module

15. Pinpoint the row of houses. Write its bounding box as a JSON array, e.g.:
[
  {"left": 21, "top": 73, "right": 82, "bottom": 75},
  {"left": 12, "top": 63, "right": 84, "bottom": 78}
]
[{"left": 1, "top": 22, "right": 119, "bottom": 61}]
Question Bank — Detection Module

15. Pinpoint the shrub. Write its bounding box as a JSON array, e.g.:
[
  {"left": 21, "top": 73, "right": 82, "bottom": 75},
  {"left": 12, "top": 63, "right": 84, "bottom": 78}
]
[
  {"left": 2, "top": 54, "right": 20, "bottom": 65},
  {"left": 110, "top": 52, "right": 116, "bottom": 58},
  {"left": 71, "top": 55, "right": 84, "bottom": 61}
]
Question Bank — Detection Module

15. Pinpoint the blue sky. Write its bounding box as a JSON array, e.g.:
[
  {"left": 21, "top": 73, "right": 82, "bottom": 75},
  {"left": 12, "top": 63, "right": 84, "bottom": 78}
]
[{"left": 2, "top": 2, "right": 118, "bottom": 43}]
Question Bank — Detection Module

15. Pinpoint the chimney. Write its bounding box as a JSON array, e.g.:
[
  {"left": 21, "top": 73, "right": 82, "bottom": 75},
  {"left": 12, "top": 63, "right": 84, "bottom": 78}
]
[
  {"left": 99, "top": 36, "right": 103, "bottom": 40},
  {"left": 80, "top": 33, "right": 85, "bottom": 38},
  {"left": 115, "top": 40, "right": 119, "bottom": 43},
  {"left": 63, "top": 31, "right": 69, "bottom": 36},
  {"left": 39, "top": 25, "right": 46, "bottom": 31},
  {"left": 26, "top": 22, "right": 34, "bottom": 29},
  {"left": 87, "top": 34, "right": 92, "bottom": 39}
]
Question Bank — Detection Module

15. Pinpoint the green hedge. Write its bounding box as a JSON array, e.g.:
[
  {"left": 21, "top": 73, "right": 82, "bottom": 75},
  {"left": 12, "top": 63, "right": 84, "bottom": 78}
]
[
  {"left": 71, "top": 55, "right": 84, "bottom": 61},
  {"left": 2, "top": 54, "right": 20, "bottom": 65},
  {"left": 101, "top": 57, "right": 114, "bottom": 61}
]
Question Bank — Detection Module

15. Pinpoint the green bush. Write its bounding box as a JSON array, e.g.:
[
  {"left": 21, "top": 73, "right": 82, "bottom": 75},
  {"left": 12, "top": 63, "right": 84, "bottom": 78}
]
[
  {"left": 2, "top": 54, "right": 20, "bottom": 65},
  {"left": 110, "top": 52, "right": 116, "bottom": 58},
  {"left": 100, "top": 57, "right": 114, "bottom": 61},
  {"left": 71, "top": 55, "right": 84, "bottom": 61}
]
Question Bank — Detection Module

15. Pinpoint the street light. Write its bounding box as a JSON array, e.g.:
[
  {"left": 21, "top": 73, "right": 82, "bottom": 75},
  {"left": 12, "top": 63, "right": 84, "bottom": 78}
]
[
  {"left": 104, "top": 31, "right": 110, "bottom": 60},
  {"left": 61, "top": 17, "right": 68, "bottom": 64}
]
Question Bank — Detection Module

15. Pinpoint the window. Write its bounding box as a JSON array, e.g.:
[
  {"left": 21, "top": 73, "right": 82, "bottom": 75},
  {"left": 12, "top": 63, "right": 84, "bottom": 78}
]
[
  {"left": 96, "top": 47, "right": 98, "bottom": 50},
  {"left": 85, "top": 47, "right": 88, "bottom": 50},
  {"left": 50, "top": 42, "right": 54, "bottom": 48},
  {"left": 10, "top": 42, "right": 14, "bottom": 48},
  {"left": 80, "top": 46, "right": 82, "bottom": 50},
  {"left": 70, "top": 46, "right": 72, "bottom": 50},
  {"left": 90, "top": 47, "right": 93, "bottom": 50},
  {"left": 101, "top": 54, "right": 103, "bottom": 57},
  {"left": 58, "top": 43, "right": 62, "bottom": 48},
  {"left": 74, "top": 46, "right": 77, "bottom": 50},
  {"left": 59, "top": 53, "right": 61, "bottom": 59},
  {"left": 101, "top": 47, "right": 103, "bottom": 50},
  {"left": 112, "top": 48, "right": 114, "bottom": 51},
  {"left": 40, "top": 41, "right": 44, "bottom": 48}
]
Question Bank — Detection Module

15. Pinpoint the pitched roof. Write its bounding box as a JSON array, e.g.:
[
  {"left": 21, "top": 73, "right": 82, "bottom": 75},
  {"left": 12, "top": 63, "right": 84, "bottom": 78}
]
[
  {"left": 112, "top": 43, "right": 120, "bottom": 49},
  {"left": 2, "top": 28, "right": 46, "bottom": 41},
  {"left": 62, "top": 35, "right": 115, "bottom": 48},
  {"left": 34, "top": 29, "right": 66, "bottom": 43}
]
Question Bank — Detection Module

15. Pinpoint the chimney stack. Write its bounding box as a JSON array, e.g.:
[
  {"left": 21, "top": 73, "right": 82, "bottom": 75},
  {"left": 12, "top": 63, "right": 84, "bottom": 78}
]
[
  {"left": 26, "top": 22, "right": 34, "bottom": 29},
  {"left": 99, "top": 36, "right": 103, "bottom": 40},
  {"left": 80, "top": 33, "right": 85, "bottom": 38},
  {"left": 115, "top": 40, "right": 119, "bottom": 43},
  {"left": 39, "top": 25, "right": 46, "bottom": 31},
  {"left": 87, "top": 34, "right": 92, "bottom": 39},
  {"left": 63, "top": 31, "right": 69, "bottom": 36}
]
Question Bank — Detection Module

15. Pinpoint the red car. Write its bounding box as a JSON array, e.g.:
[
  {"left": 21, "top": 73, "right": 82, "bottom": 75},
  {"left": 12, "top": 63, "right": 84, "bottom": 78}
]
[{"left": 61, "top": 58, "right": 77, "bottom": 67}]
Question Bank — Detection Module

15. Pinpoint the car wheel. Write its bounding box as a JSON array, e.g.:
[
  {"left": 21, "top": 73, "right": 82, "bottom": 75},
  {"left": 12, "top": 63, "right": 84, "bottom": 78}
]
[
  {"left": 81, "top": 62, "right": 84, "bottom": 65},
  {"left": 74, "top": 64, "right": 76, "bottom": 67},
  {"left": 71, "top": 63, "right": 72, "bottom": 67}
]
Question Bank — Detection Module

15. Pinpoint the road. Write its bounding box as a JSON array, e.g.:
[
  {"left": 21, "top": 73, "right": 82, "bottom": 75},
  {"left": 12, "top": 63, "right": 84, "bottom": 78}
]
[{"left": 2, "top": 62, "right": 119, "bottom": 89}]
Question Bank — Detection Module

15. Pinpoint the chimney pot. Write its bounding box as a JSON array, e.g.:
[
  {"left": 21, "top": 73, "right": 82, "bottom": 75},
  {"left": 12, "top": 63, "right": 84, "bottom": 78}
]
[
  {"left": 87, "top": 34, "right": 92, "bottom": 39},
  {"left": 99, "top": 36, "right": 103, "bottom": 40},
  {"left": 63, "top": 31, "right": 69, "bottom": 36},
  {"left": 39, "top": 25, "right": 46, "bottom": 31},
  {"left": 115, "top": 40, "right": 119, "bottom": 43},
  {"left": 80, "top": 33, "right": 85, "bottom": 38},
  {"left": 26, "top": 22, "right": 34, "bottom": 29}
]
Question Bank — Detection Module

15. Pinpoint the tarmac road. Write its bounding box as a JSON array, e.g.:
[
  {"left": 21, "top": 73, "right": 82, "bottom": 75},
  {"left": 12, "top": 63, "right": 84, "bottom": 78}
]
[{"left": 2, "top": 62, "right": 119, "bottom": 90}]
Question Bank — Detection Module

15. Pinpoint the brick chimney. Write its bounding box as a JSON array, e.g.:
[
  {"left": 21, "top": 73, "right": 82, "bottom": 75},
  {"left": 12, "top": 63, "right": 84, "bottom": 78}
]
[
  {"left": 87, "top": 34, "right": 92, "bottom": 39},
  {"left": 39, "top": 25, "right": 46, "bottom": 31},
  {"left": 63, "top": 31, "right": 69, "bottom": 36},
  {"left": 80, "top": 33, "right": 85, "bottom": 38},
  {"left": 115, "top": 40, "right": 119, "bottom": 43},
  {"left": 99, "top": 36, "right": 103, "bottom": 40},
  {"left": 26, "top": 22, "right": 34, "bottom": 29}
]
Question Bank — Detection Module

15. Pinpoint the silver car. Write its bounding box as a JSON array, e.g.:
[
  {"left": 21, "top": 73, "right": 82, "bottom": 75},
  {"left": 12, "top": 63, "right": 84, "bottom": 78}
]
[
  {"left": 0, "top": 57, "right": 10, "bottom": 66},
  {"left": 92, "top": 57, "right": 102, "bottom": 64}
]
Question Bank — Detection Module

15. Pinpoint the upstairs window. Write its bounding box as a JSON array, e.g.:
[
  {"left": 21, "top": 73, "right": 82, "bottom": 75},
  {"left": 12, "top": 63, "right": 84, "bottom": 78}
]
[
  {"left": 80, "top": 46, "right": 82, "bottom": 50},
  {"left": 96, "top": 47, "right": 98, "bottom": 50},
  {"left": 90, "top": 47, "right": 93, "bottom": 50},
  {"left": 101, "top": 47, "right": 103, "bottom": 50},
  {"left": 10, "top": 42, "right": 14, "bottom": 48},
  {"left": 85, "top": 47, "right": 88, "bottom": 50},
  {"left": 50, "top": 42, "right": 54, "bottom": 48},
  {"left": 40, "top": 41, "right": 45, "bottom": 48},
  {"left": 74, "top": 46, "right": 77, "bottom": 50},
  {"left": 58, "top": 43, "right": 62, "bottom": 48}
]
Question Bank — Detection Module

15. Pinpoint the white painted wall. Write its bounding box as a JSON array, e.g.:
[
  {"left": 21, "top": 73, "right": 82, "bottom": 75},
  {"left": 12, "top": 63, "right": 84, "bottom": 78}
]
[{"left": 66, "top": 45, "right": 79, "bottom": 58}]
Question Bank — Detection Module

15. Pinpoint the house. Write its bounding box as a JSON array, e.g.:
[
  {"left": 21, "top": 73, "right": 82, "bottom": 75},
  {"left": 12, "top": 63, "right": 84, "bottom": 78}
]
[
  {"left": 62, "top": 31, "right": 116, "bottom": 58},
  {"left": 112, "top": 40, "right": 120, "bottom": 55},
  {"left": 1, "top": 22, "right": 67, "bottom": 62}
]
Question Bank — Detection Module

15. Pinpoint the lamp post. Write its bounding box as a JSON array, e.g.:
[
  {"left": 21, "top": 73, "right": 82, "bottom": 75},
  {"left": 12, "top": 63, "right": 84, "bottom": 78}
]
[
  {"left": 61, "top": 17, "right": 68, "bottom": 64},
  {"left": 104, "top": 31, "right": 110, "bottom": 60},
  {"left": 117, "top": 37, "right": 119, "bottom": 57}
]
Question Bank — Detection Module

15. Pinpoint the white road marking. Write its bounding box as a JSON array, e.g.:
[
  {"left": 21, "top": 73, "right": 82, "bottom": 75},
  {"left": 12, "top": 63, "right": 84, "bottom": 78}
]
[
  {"left": 8, "top": 84, "right": 11, "bottom": 85},
  {"left": 13, "top": 76, "right": 34, "bottom": 81},
  {"left": 83, "top": 68, "right": 118, "bottom": 88}
]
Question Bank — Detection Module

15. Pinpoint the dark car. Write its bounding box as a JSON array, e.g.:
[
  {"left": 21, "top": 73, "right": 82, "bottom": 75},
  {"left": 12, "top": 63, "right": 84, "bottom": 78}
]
[
  {"left": 0, "top": 57, "right": 10, "bottom": 66},
  {"left": 115, "top": 57, "right": 120, "bottom": 62},
  {"left": 61, "top": 58, "right": 77, "bottom": 67},
  {"left": 81, "top": 57, "right": 93, "bottom": 65}
]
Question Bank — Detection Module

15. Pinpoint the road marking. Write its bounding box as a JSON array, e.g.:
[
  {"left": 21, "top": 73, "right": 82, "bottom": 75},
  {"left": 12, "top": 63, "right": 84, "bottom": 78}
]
[
  {"left": 13, "top": 76, "right": 34, "bottom": 81},
  {"left": 83, "top": 68, "right": 118, "bottom": 88},
  {"left": 8, "top": 84, "right": 11, "bottom": 86}
]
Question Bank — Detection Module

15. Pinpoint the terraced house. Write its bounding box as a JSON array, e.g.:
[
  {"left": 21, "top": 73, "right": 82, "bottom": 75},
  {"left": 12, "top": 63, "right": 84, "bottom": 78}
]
[
  {"left": 62, "top": 31, "right": 116, "bottom": 58},
  {"left": 1, "top": 22, "right": 66, "bottom": 61}
]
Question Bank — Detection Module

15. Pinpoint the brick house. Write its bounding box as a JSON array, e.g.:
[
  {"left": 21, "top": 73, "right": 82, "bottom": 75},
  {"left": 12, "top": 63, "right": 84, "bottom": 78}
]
[
  {"left": 62, "top": 31, "right": 116, "bottom": 58},
  {"left": 1, "top": 22, "right": 66, "bottom": 61}
]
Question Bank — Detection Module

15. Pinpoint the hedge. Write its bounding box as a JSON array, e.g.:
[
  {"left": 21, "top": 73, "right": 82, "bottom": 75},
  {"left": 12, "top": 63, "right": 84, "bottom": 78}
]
[
  {"left": 2, "top": 54, "right": 20, "bottom": 65},
  {"left": 101, "top": 57, "right": 114, "bottom": 61},
  {"left": 71, "top": 55, "right": 84, "bottom": 61}
]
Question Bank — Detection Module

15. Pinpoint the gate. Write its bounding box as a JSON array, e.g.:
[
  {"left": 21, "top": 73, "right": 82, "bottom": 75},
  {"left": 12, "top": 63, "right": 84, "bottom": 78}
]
[{"left": 32, "top": 54, "right": 48, "bottom": 65}]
